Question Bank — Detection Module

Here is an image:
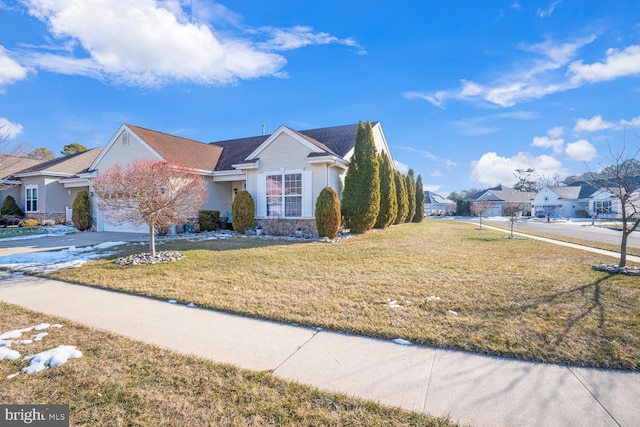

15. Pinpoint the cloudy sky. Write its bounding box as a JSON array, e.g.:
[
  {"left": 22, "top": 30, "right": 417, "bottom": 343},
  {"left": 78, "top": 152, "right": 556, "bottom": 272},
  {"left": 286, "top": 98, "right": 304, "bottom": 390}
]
[{"left": 1, "top": 0, "right": 639, "bottom": 195}]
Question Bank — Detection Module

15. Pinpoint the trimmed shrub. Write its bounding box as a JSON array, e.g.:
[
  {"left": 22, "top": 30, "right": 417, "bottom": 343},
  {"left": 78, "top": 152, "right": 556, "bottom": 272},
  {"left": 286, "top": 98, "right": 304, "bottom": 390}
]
[
  {"left": 394, "top": 170, "right": 409, "bottom": 224},
  {"left": 413, "top": 174, "right": 425, "bottom": 223},
  {"left": 198, "top": 210, "right": 220, "bottom": 232},
  {"left": 19, "top": 218, "right": 40, "bottom": 227},
  {"left": 231, "top": 190, "right": 255, "bottom": 234},
  {"left": 72, "top": 190, "right": 92, "bottom": 231},
  {"left": 375, "top": 152, "right": 397, "bottom": 229},
  {"left": 1, "top": 195, "right": 23, "bottom": 216},
  {"left": 341, "top": 121, "right": 380, "bottom": 233},
  {"left": 315, "top": 187, "right": 341, "bottom": 239}
]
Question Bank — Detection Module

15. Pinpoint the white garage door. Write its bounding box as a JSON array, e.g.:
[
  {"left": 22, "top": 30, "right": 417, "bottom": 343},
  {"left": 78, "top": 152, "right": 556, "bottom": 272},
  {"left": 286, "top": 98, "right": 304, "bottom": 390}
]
[{"left": 97, "top": 210, "right": 148, "bottom": 233}]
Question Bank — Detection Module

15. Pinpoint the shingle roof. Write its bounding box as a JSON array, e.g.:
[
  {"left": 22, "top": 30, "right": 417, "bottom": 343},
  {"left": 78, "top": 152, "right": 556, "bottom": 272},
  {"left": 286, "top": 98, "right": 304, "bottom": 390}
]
[
  {"left": 210, "top": 123, "right": 366, "bottom": 171},
  {"left": 549, "top": 183, "right": 598, "bottom": 199},
  {"left": 424, "top": 191, "right": 454, "bottom": 204},
  {"left": 211, "top": 135, "right": 269, "bottom": 171},
  {"left": 13, "top": 148, "right": 102, "bottom": 176},
  {"left": 127, "top": 124, "right": 222, "bottom": 172},
  {"left": 1, "top": 155, "right": 45, "bottom": 179}
]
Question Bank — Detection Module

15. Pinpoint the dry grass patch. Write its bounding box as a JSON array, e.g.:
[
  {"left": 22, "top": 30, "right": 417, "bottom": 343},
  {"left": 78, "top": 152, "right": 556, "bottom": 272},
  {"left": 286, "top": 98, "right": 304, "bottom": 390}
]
[
  {"left": 0, "top": 302, "right": 452, "bottom": 426},
  {"left": 51, "top": 221, "right": 640, "bottom": 370}
]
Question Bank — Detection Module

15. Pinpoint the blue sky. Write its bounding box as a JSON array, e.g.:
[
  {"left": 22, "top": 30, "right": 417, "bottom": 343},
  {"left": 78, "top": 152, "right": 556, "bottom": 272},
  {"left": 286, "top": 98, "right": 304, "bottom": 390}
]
[{"left": 1, "top": 0, "right": 640, "bottom": 196}]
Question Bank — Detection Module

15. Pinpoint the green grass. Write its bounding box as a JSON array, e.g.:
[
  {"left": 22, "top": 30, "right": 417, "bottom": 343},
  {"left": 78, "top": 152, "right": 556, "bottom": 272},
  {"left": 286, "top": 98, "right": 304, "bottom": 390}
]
[
  {"left": 50, "top": 221, "right": 640, "bottom": 370},
  {"left": 0, "top": 302, "right": 451, "bottom": 426}
]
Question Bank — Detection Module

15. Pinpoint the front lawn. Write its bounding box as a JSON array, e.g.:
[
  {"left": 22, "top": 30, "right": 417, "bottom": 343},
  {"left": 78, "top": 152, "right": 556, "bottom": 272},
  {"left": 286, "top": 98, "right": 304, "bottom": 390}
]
[{"left": 51, "top": 220, "right": 640, "bottom": 370}]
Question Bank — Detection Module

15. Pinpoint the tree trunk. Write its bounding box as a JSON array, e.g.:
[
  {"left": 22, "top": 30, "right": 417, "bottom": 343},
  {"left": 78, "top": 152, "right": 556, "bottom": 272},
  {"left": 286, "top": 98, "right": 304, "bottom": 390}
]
[
  {"left": 149, "top": 222, "right": 156, "bottom": 257},
  {"left": 619, "top": 229, "right": 628, "bottom": 268}
]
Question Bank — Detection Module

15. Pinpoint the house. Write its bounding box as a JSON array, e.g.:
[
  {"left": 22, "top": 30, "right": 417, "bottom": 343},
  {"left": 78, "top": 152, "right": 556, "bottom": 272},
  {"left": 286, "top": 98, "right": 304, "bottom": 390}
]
[
  {"left": 531, "top": 184, "right": 597, "bottom": 219},
  {"left": 468, "top": 185, "right": 535, "bottom": 217},
  {"left": 86, "top": 122, "right": 393, "bottom": 233},
  {"left": 423, "top": 191, "right": 455, "bottom": 216},
  {"left": 1, "top": 155, "right": 45, "bottom": 208},
  {"left": 1, "top": 149, "right": 102, "bottom": 222}
]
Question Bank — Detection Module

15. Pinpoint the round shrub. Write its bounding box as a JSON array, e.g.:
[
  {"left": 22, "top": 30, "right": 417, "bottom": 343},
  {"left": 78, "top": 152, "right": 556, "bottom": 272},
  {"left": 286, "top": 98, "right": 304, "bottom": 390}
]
[
  {"left": 1, "top": 195, "right": 23, "bottom": 216},
  {"left": 315, "top": 187, "right": 341, "bottom": 239},
  {"left": 231, "top": 190, "right": 255, "bottom": 234},
  {"left": 72, "top": 190, "right": 92, "bottom": 231}
]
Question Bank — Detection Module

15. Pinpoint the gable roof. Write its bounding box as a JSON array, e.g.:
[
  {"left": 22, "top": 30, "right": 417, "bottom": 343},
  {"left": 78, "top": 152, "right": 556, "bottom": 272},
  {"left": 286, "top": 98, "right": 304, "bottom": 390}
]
[
  {"left": 126, "top": 124, "right": 222, "bottom": 172},
  {"left": 210, "top": 123, "right": 367, "bottom": 171},
  {"left": 476, "top": 185, "right": 535, "bottom": 203},
  {"left": 12, "top": 148, "right": 102, "bottom": 177},
  {"left": 424, "top": 191, "right": 455, "bottom": 205},
  {"left": 545, "top": 183, "right": 598, "bottom": 200},
  {"left": 0, "top": 155, "right": 45, "bottom": 179}
]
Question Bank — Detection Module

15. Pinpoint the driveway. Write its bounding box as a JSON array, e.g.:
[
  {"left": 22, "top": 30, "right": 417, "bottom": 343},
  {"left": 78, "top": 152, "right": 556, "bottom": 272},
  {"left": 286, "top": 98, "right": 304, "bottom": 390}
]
[{"left": 0, "top": 231, "right": 149, "bottom": 257}]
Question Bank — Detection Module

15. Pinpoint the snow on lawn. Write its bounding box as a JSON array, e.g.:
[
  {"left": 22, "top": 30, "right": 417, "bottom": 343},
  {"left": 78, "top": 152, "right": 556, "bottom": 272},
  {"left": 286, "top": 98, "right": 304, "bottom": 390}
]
[
  {"left": 0, "top": 323, "right": 81, "bottom": 379},
  {"left": 0, "top": 241, "right": 127, "bottom": 273}
]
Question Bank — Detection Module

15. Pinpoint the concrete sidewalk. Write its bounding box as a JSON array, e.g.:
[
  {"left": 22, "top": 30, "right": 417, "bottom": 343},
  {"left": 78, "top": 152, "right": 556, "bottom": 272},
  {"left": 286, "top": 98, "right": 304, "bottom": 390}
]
[{"left": 0, "top": 272, "right": 637, "bottom": 427}]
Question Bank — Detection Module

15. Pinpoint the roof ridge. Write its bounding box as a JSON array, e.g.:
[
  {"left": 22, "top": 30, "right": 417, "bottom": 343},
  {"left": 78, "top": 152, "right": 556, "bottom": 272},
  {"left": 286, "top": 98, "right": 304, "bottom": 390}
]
[{"left": 126, "top": 124, "right": 208, "bottom": 146}]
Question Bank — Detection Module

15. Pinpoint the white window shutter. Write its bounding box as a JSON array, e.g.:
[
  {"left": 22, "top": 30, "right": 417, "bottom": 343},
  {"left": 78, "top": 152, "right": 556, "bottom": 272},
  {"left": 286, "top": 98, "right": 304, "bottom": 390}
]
[
  {"left": 257, "top": 173, "right": 266, "bottom": 218},
  {"left": 302, "top": 170, "right": 313, "bottom": 218}
]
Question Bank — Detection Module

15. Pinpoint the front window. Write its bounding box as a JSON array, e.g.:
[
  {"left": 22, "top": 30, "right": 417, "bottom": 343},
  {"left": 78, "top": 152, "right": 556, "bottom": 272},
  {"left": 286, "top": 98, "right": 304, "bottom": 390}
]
[
  {"left": 266, "top": 172, "right": 302, "bottom": 218},
  {"left": 25, "top": 185, "right": 38, "bottom": 212},
  {"left": 594, "top": 200, "right": 612, "bottom": 214}
]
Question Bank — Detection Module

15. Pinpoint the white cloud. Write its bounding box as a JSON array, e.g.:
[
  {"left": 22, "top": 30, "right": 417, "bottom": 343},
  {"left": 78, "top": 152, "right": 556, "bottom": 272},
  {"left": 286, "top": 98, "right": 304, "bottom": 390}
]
[
  {"left": 537, "top": 1, "right": 561, "bottom": 18},
  {"left": 14, "top": 0, "right": 359, "bottom": 87},
  {"left": 620, "top": 116, "right": 640, "bottom": 128},
  {"left": 532, "top": 136, "right": 564, "bottom": 153},
  {"left": 423, "top": 184, "right": 442, "bottom": 192},
  {"left": 0, "top": 46, "right": 29, "bottom": 88},
  {"left": 402, "top": 146, "right": 439, "bottom": 161},
  {"left": 573, "top": 115, "right": 614, "bottom": 133},
  {"left": 405, "top": 35, "right": 595, "bottom": 108},
  {"left": 565, "top": 139, "right": 597, "bottom": 161},
  {"left": 394, "top": 160, "right": 409, "bottom": 174},
  {"left": 0, "top": 117, "right": 24, "bottom": 139},
  {"left": 257, "top": 26, "right": 366, "bottom": 54},
  {"left": 548, "top": 126, "right": 564, "bottom": 138},
  {"left": 446, "top": 159, "right": 457, "bottom": 167},
  {"left": 569, "top": 45, "right": 640, "bottom": 84},
  {"left": 470, "top": 152, "right": 566, "bottom": 186},
  {"left": 532, "top": 126, "right": 565, "bottom": 153}
]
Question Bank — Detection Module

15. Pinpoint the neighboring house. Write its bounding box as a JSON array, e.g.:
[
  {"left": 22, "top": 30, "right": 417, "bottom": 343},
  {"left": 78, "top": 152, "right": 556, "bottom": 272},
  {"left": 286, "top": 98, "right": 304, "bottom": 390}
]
[
  {"left": 1, "top": 149, "right": 101, "bottom": 222},
  {"left": 1, "top": 155, "right": 45, "bottom": 208},
  {"left": 87, "top": 122, "right": 393, "bottom": 233},
  {"left": 424, "top": 191, "right": 455, "bottom": 216},
  {"left": 469, "top": 185, "right": 535, "bottom": 216},
  {"left": 532, "top": 182, "right": 600, "bottom": 218}
]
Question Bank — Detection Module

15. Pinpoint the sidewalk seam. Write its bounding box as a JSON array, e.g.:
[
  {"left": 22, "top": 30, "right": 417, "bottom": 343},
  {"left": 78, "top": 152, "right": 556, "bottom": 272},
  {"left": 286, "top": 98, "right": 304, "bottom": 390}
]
[
  {"left": 421, "top": 348, "right": 437, "bottom": 412},
  {"left": 271, "top": 329, "right": 320, "bottom": 373},
  {"left": 568, "top": 367, "right": 621, "bottom": 427}
]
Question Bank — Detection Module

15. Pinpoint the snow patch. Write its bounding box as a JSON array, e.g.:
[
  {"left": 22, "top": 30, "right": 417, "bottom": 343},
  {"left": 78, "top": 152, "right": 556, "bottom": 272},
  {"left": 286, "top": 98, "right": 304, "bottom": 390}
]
[
  {"left": 392, "top": 338, "right": 412, "bottom": 346},
  {"left": 0, "top": 347, "right": 21, "bottom": 360},
  {"left": 22, "top": 345, "right": 83, "bottom": 374}
]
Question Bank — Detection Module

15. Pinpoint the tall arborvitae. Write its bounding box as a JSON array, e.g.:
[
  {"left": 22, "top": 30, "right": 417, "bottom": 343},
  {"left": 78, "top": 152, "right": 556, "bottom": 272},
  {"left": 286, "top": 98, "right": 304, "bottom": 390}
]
[
  {"left": 413, "top": 174, "right": 425, "bottom": 222},
  {"left": 72, "top": 190, "right": 92, "bottom": 231},
  {"left": 375, "top": 152, "right": 397, "bottom": 229},
  {"left": 341, "top": 121, "right": 380, "bottom": 233},
  {"left": 404, "top": 169, "right": 416, "bottom": 223},
  {"left": 394, "top": 170, "right": 409, "bottom": 224}
]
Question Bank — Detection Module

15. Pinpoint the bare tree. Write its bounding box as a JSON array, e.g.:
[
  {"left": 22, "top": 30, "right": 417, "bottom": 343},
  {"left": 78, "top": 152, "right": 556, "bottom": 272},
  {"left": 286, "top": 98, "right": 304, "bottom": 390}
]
[
  {"left": 93, "top": 160, "right": 207, "bottom": 257},
  {"left": 588, "top": 140, "right": 640, "bottom": 267},
  {"left": 472, "top": 199, "right": 495, "bottom": 230}
]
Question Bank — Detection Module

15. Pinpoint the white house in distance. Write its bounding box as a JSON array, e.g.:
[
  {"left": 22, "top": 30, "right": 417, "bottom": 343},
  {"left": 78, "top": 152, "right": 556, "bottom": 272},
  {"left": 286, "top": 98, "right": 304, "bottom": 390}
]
[
  {"left": 423, "top": 191, "right": 456, "bottom": 216},
  {"left": 83, "top": 122, "right": 393, "bottom": 232}
]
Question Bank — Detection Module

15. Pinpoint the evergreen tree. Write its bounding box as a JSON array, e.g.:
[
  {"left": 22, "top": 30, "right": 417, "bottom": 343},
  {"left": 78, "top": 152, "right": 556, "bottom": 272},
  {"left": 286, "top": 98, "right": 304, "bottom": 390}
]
[
  {"left": 375, "top": 152, "right": 397, "bottom": 229},
  {"left": 315, "top": 187, "right": 341, "bottom": 239},
  {"left": 231, "top": 190, "right": 255, "bottom": 234},
  {"left": 394, "top": 170, "right": 409, "bottom": 224},
  {"left": 72, "top": 190, "right": 92, "bottom": 231},
  {"left": 413, "top": 175, "right": 425, "bottom": 222},
  {"left": 1, "top": 195, "right": 23, "bottom": 216},
  {"left": 341, "top": 121, "right": 380, "bottom": 233},
  {"left": 61, "top": 143, "right": 88, "bottom": 156},
  {"left": 404, "top": 169, "right": 416, "bottom": 223}
]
